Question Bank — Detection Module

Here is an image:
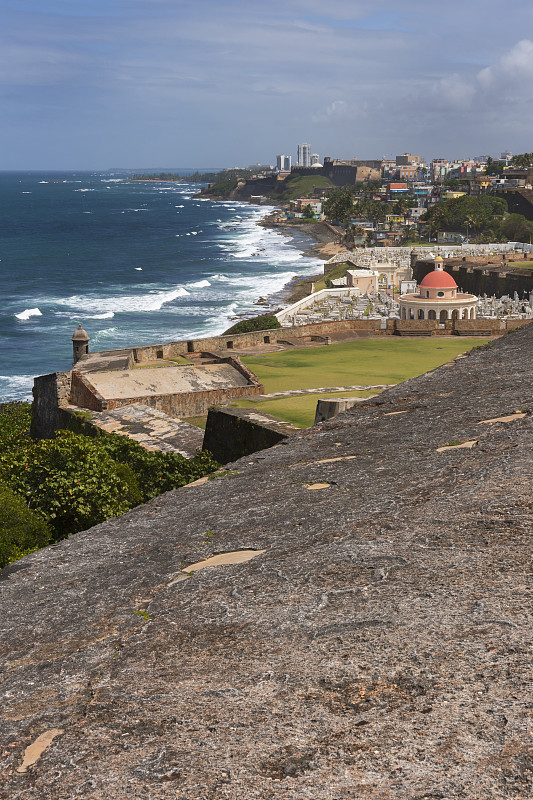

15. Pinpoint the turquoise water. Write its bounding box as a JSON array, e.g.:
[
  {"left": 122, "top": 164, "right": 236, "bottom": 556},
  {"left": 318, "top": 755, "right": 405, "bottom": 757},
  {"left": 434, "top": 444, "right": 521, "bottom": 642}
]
[{"left": 0, "top": 171, "right": 322, "bottom": 401}]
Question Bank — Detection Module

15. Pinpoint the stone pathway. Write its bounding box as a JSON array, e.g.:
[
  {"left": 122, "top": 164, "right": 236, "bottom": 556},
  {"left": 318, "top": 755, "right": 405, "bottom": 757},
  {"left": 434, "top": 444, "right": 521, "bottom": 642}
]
[
  {"left": 258, "top": 384, "right": 394, "bottom": 400},
  {"left": 84, "top": 403, "right": 204, "bottom": 458}
]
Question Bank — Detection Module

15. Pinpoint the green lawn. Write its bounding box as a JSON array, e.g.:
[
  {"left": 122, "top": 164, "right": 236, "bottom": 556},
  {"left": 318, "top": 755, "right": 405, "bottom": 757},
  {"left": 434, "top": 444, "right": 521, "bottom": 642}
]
[
  {"left": 273, "top": 174, "right": 335, "bottom": 201},
  {"left": 240, "top": 338, "right": 491, "bottom": 393},
  {"left": 236, "top": 389, "right": 376, "bottom": 429}
]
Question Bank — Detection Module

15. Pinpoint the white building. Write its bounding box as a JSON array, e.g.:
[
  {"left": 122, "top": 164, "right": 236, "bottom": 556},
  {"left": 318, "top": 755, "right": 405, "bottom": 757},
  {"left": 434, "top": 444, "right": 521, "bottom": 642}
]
[
  {"left": 297, "top": 143, "right": 311, "bottom": 167},
  {"left": 276, "top": 154, "right": 292, "bottom": 171}
]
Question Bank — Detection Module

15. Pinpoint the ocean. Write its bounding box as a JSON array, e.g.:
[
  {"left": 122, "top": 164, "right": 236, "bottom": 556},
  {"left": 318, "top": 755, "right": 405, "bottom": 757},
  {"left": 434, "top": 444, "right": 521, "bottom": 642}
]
[{"left": 0, "top": 171, "right": 323, "bottom": 403}]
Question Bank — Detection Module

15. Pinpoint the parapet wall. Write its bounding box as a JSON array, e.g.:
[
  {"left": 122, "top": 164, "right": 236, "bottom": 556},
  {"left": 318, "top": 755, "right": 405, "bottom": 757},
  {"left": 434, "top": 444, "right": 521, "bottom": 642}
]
[
  {"left": 74, "top": 317, "right": 520, "bottom": 366},
  {"left": 413, "top": 257, "right": 533, "bottom": 297},
  {"left": 203, "top": 406, "right": 298, "bottom": 464},
  {"left": 30, "top": 371, "right": 71, "bottom": 439}
]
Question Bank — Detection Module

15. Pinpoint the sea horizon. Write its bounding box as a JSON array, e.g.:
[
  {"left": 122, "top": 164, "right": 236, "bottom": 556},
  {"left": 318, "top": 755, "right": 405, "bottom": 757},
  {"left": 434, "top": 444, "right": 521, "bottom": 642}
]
[{"left": 0, "top": 170, "right": 323, "bottom": 403}]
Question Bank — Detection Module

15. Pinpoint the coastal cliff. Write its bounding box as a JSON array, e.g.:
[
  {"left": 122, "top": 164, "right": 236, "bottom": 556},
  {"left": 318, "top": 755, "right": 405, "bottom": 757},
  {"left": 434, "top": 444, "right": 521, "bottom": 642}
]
[{"left": 1, "top": 324, "right": 532, "bottom": 798}]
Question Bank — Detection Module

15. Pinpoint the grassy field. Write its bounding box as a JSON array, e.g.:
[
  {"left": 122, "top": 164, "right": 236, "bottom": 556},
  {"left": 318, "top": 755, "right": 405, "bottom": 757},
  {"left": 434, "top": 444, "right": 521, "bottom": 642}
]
[
  {"left": 272, "top": 174, "right": 335, "bottom": 201},
  {"left": 240, "top": 338, "right": 491, "bottom": 393},
  {"left": 184, "top": 338, "right": 492, "bottom": 430},
  {"left": 236, "top": 389, "right": 377, "bottom": 428}
]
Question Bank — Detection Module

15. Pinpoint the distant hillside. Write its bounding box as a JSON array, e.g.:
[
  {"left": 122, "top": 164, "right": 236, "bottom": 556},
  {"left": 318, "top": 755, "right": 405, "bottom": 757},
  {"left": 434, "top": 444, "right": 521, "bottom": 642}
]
[{"left": 200, "top": 171, "right": 335, "bottom": 202}]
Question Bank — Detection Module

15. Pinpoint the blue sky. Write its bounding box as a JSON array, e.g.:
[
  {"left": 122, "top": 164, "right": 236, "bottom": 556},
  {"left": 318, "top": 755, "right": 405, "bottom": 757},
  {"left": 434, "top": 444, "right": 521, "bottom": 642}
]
[{"left": 2, "top": 0, "right": 533, "bottom": 169}]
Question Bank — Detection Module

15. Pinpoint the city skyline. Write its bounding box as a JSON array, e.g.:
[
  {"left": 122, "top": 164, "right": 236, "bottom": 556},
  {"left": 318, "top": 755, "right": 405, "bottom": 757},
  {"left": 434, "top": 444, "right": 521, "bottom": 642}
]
[{"left": 2, "top": 1, "right": 533, "bottom": 170}]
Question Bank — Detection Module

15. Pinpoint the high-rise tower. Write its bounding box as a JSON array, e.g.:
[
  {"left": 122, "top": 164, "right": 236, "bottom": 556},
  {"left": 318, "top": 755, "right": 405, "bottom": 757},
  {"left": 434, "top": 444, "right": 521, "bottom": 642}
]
[{"left": 297, "top": 143, "right": 311, "bottom": 167}]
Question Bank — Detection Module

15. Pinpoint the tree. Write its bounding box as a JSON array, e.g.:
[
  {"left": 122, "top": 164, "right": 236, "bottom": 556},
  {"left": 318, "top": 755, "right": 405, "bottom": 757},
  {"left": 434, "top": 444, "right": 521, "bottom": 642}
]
[
  {"left": 323, "top": 187, "right": 355, "bottom": 224},
  {"left": 353, "top": 198, "right": 388, "bottom": 225},
  {"left": 422, "top": 195, "right": 507, "bottom": 236},
  {"left": 510, "top": 152, "right": 533, "bottom": 169},
  {"left": 485, "top": 156, "right": 504, "bottom": 176},
  {"left": 500, "top": 213, "right": 533, "bottom": 242},
  {"left": 302, "top": 204, "right": 314, "bottom": 219}
]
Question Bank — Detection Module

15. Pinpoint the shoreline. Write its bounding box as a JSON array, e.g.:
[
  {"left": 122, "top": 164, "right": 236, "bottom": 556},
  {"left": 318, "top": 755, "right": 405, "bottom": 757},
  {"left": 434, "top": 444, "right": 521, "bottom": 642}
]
[{"left": 258, "top": 212, "right": 346, "bottom": 307}]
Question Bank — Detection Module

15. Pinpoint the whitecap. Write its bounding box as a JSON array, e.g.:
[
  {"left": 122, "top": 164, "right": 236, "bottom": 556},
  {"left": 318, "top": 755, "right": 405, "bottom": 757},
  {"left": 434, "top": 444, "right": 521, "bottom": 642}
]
[
  {"left": 187, "top": 280, "right": 211, "bottom": 289},
  {"left": 134, "top": 267, "right": 143, "bottom": 271},
  {"left": 74, "top": 188, "right": 95, "bottom": 192},
  {"left": 212, "top": 274, "right": 230, "bottom": 282},
  {"left": 87, "top": 312, "right": 115, "bottom": 319},
  {"left": 39, "top": 181, "right": 48, "bottom": 184},
  {"left": 56, "top": 286, "right": 190, "bottom": 314},
  {"left": 15, "top": 308, "right": 42, "bottom": 320},
  {"left": 21, "top": 191, "right": 31, "bottom": 194},
  {"left": 0, "top": 375, "right": 35, "bottom": 402}
]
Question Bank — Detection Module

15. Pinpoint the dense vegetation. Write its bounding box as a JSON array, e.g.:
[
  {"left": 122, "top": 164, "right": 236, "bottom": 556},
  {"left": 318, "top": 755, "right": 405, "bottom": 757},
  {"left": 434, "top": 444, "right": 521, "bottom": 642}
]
[
  {"left": 0, "top": 402, "right": 219, "bottom": 568},
  {"left": 223, "top": 314, "right": 281, "bottom": 335},
  {"left": 419, "top": 195, "right": 533, "bottom": 241}
]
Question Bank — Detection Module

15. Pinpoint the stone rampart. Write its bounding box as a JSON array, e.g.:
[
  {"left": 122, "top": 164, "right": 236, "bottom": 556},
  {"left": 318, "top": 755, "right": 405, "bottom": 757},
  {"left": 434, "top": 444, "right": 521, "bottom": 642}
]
[
  {"left": 29, "top": 371, "right": 71, "bottom": 439},
  {"left": 203, "top": 406, "right": 298, "bottom": 463},
  {"left": 5, "top": 323, "right": 533, "bottom": 798},
  {"left": 414, "top": 257, "right": 533, "bottom": 297}
]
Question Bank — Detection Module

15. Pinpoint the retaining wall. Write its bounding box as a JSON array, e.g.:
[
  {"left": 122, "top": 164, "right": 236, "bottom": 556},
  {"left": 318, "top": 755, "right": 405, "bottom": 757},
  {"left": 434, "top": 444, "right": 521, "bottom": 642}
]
[{"left": 203, "top": 406, "right": 298, "bottom": 464}]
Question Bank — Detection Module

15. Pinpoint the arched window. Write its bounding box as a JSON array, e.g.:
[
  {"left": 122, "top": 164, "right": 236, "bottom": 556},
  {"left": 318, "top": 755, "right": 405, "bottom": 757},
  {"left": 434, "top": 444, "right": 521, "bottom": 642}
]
[
  {"left": 452, "top": 310, "right": 459, "bottom": 320},
  {"left": 470, "top": 307, "right": 475, "bottom": 319},
  {"left": 462, "top": 309, "right": 468, "bottom": 319},
  {"left": 418, "top": 308, "right": 425, "bottom": 319},
  {"left": 428, "top": 309, "right": 436, "bottom": 320},
  {"left": 440, "top": 309, "right": 448, "bottom": 322}
]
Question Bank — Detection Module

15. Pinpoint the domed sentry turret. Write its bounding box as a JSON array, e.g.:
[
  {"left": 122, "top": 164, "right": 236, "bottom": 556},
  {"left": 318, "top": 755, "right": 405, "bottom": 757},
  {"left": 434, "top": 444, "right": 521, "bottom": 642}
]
[{"left": 72, "top": 324, "right": 90, "bottom": 364}]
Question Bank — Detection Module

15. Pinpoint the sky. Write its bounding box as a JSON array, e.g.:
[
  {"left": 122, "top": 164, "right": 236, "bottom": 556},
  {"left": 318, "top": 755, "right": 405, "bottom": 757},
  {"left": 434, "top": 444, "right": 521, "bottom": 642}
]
[{"left": 2, "top": 0, "right": 533, "bottom": 170}]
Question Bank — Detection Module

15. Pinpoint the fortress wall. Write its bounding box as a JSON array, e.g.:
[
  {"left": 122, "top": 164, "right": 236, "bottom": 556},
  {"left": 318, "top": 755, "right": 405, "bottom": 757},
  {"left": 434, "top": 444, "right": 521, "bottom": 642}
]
[
  {"left": 101, "top": 384, "right": 264, "bottom": 418},
  {"left": 203, "top": 406, "right": 298, "bottom": 464},
  {"left": 70, "top": 371, "right": 107, "bottom": 412},
  {"left": 414, "top": 258, "right": 533, "bottom": 297},
  {"left": 29, "top": 371, "right": 71, "bottom": 439}
]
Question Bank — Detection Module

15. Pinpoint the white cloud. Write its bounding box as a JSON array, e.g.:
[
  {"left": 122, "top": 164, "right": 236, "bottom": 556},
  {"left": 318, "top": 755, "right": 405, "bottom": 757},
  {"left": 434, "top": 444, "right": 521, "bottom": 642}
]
[
  {"left": 432, "top": 39, "right": 533, "bottom": 110},
  {"left": 312, "top": 100, "right": 350, "bottom": 123}
]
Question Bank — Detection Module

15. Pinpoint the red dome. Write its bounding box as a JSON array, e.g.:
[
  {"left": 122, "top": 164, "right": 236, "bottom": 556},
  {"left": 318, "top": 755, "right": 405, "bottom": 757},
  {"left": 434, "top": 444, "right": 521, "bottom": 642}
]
[{"left": 419, "top": 270, "right": 458, "bottom": 289}]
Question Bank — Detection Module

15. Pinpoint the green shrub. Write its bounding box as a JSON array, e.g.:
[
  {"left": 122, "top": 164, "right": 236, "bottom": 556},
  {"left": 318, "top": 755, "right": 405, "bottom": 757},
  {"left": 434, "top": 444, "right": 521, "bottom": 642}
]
[
  {"left": 0, "top": 401, "right": 220, "bottom": 547},
  {"left": 0, "top": 430, "right": 134, "bottom": 539},
  {"left": 223, "top": 314, "right": 281, "bottom": 336},
  {"left": 0, "top": 483, "right": 52, "bottom": 568},
  {"left": 97, "top": 432, "right": 219, "bottom": 501},
  {"left": 0, "top": 402, "right": 32, "bottom": 447}
]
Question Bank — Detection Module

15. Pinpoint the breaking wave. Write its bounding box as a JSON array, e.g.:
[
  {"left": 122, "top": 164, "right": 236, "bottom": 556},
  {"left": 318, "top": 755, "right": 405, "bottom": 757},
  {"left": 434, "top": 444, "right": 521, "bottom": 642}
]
[{"left": 15, "top": 308, "right": 42, "bottom": 320}]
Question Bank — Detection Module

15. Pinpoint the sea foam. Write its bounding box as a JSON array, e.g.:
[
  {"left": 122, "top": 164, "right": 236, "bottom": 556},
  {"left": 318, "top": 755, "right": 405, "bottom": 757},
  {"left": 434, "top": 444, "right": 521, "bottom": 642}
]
[
  {"left": 187, "top": 280, "right": 211, "bottom": 289},
  {"left": 57, "top": 286, "right": 190, "bottom": 315},
  {"left": 15, "top": 308, "right": 42, "bottom": 320}
]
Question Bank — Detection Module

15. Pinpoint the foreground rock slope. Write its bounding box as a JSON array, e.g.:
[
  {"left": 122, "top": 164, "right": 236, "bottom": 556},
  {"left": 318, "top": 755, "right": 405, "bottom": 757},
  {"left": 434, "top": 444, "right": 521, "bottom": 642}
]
[{"left": 1, "top": 327, "right": 532, "bottom": 799}]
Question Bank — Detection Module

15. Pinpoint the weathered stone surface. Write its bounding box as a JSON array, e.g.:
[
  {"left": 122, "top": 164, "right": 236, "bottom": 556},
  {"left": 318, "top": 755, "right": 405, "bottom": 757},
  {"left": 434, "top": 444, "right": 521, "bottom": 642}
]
[
  {"left": 61, "top": 403, "right": 205, "bottom": 458},
  {"left": 2, "top": 325, "right": 533, "bottom": 798}
]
